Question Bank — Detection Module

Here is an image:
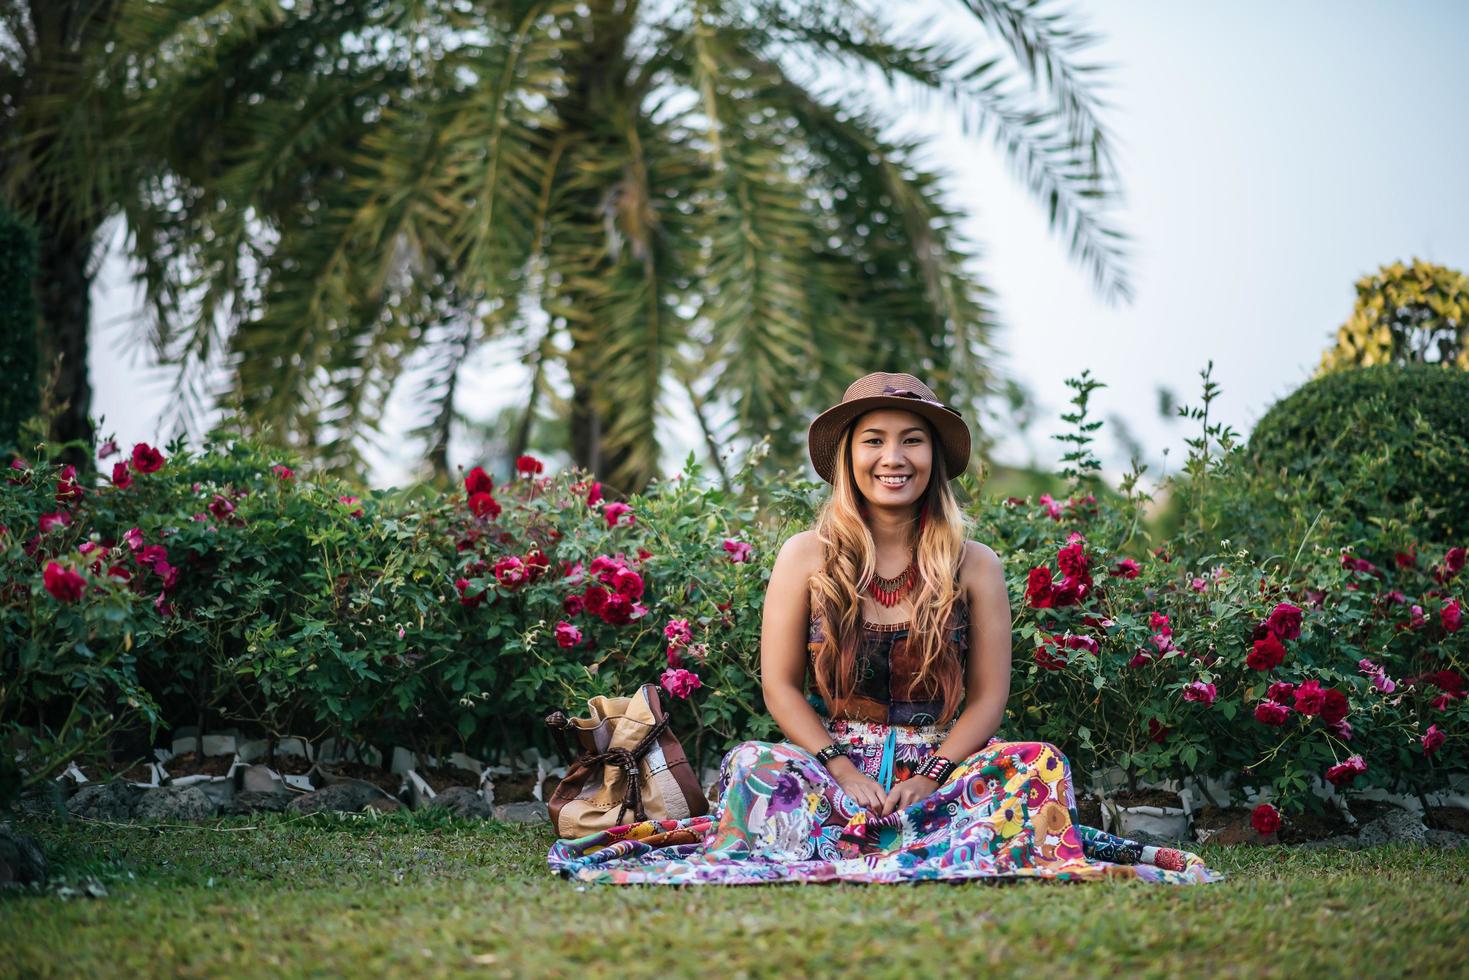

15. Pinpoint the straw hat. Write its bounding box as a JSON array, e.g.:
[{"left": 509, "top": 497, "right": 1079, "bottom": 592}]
[{"left": 806, "top": 372, "right": 970, "bottom": 484}]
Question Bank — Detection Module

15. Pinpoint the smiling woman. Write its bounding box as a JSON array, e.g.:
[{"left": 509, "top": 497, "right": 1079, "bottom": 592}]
[{"left": 549, "top": 373, "right": 1225, "bottom": 885}]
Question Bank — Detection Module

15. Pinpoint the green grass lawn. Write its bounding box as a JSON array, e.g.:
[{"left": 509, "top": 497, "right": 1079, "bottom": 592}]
[{"left": 3, "top": 809, "right": 1467, "bottom": 978}]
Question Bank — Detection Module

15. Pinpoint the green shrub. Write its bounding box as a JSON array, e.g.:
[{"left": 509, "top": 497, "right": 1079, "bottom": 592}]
[{"left": 1248, "top": 365, "right": 1469, "bottom": 546}]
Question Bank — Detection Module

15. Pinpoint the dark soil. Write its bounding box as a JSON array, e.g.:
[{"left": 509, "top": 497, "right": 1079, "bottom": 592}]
[
  {"left": 418, "top": 765, "right": 480, "bottom": 793},
  {"left": 1110, "top": 788, "right": 1184, "bottom": 809},
  {"left": 115, "top": 760, "right": 156, "bottom": 784},
  {"left": 321, "top": 761, "right": 402, "bottom": 795},
  {"left": 1074, "top": 793, "right": 1104, "bottom": 828},
  {"left": 268, "top": 753, "right": 312, "bottom": 776},
  {"left": 164, "top": 751, "right": 234, "bottom": 778},
  {"left": 494, "top": 772, "right": 538, "bottom": 804},
  {"left": 1278, "top": 805, "right": 1355, "bottom": 844},
  {"left": 1426, "top": 806, "right": 1469, "bottom": 835}
]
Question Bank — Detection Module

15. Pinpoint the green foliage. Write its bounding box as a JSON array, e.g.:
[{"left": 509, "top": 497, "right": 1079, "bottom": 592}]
[
  {"left": 1319, "top": 258, "right": 1469, "bottom": 373},
  {"left": 0, "top": 207, "right": 39, "bottom": 452},
  {"left": 72, "top": 0, "right": 1130, "bottom": 487},
  {"left": 1247, "top": 365, "right": 1469, "bottom": 547}
]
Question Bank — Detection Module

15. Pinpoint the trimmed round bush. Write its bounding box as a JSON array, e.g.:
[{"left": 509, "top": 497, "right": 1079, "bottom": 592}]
[{"left": 1249, "top": 365, "right": 1469, "bottom": 543}]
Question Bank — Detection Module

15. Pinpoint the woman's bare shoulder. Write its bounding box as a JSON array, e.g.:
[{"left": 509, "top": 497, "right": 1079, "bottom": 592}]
[{"left": 960, "top": 540, "right": 1004, "bottom": 589}]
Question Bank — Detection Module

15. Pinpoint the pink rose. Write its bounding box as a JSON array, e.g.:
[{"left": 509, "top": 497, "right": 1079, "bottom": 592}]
[
  {"left": 660, "top": 667, "right": 702, "bottom": 700},
  {"left": 554, "top": 621, "right": 582, "bottom": 648},
  {"left": 722, "top": 538, "right": 753, "bottom": 563},
  {"left": 493, "top": 555, "right": 528, "bottom": 590},
  {"left": 1324, "top": 755, "right": 1367, "bottom": 788},
  {"left": 272, "top": 464, "right": 295, "bottom": 480},
  {"left": 208, "top": 495, "right": 235, "bottom": 520},
  {"left": 38, "top": 511, "right": 72, "bottom": 534},
  {"left": 1182, "top": 681, "right": 1217, "bottom": 705},
  {"left": 123, "top": 527, "right": 144, "bottom": 551},
  {"left": 664, "top": 619, "right": 693, "bottom": 647},
  {"left": 604, "top": 502, "right": 634, "bottom": 529},
  {"left": 339, "top": 495, "right": 364, "bottom": 518},
  {"left": 1422, "top": 724, "right": 1445, "bottom": 755},
  {"left": 1038, "top": 493, "right": 1062, "bottom": 521},
  {"left": 586, "top": 482, "right": 603, "bottom": 506},
  {"left": 97, "top": 440, "right": 118, "bottom": 459}
]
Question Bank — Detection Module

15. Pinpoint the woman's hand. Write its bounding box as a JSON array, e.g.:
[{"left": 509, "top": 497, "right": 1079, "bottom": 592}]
[
  {"left": 881, "top": 775, "right": 938, "bottom": 817},
  {"left": 828, "top": 758, "right": 886, "bottom": 814}
]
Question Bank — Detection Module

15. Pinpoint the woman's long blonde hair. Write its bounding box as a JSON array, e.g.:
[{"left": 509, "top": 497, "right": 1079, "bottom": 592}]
[{"left": 809, "top": 416, "right": 968, "bottom": 724}]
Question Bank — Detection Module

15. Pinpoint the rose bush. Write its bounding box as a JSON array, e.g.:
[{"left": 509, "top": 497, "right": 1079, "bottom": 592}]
[{"left": 3, "top": 369, "right": 1464, "bottom": 820}]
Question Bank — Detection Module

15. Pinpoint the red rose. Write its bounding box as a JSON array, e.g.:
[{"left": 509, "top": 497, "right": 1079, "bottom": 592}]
[
  {"left": 1394, "top": 550, "right": 1417, "bottom": 569},
  {"left": 610, "top": 566, "right": 644, "bottom": 599},
  {"left": 1146, "top": 718, "right": 1169, "bottom": 743},
  {"left": 563, "top": 593, "right": 585, "bottom": 617},
  {"left": 39, "top": 511, "right": 72, "bottom": 534},
  {"left": 1422, "top": 724, "right": 1446, "bottom": 755},
  {"left": 1246, "top": 634, "right": 1286, "bottom": 671},
  {"left": 1253, "top": 700, "right": 1291, "bottom": 726},
  {"left": 1266, "top": 602, "right": 1303, "bottom": 640},
  {"left": 1447, "top": 546, "right": 1467, "bottom": 575},
  {"left": 339, "top": 495, "right": 364, "bottom": 518},
  {"left": 208, "top": 495, "right": 235, "bottom": 520},
  {"left": 1111, "top": 558, "right": 1140, "bottom": 579},
  {"left": 455, "top": 577, "right": 485, "bottom": 609},
  {"left": 1293, "top": 679, "right": 1325, "bottom": 716},
  {"left": 464, "top": 465, "right": 494, "bottom": 498},
  {"left": 1266, "top": 680, "right": 1297, "bottom": 703},
  {"left": 271, "top": 464, "right": 295, "bottom": 480},
  {"left": 1057, "top": 541, "right": 1089, "bottom": 581},
  {"left": 603, "top": 502, "right": 634, "bottom": 529},
  {"left": 131, "top": 443, "right": 165, "bottom": 473},
  {"left": 468, "top": 492, "right": 501, "bottom": 519},
  {"left": 1319, "top": 688, "right": 1350, "bottom": 725},
  {"left": 56, "top": 465, "right": 84, "bottom": 504},
  {"left": 1443, "top": 599, "right": 1463, "bottom": 634},
  {"left": 493, "top": 555, "right": 528, "bottom": 590},
  {"left": 1250, "top": 803, "right": 1281, "bottom": 836},
  {"left": 523, "top": 549, "right": 550, "bottom": 582},
  {"left": 554, "top": 621, "right": 582, "bottom": 648},
  {"left": 43, "top": 562, "right": 86, "bottom": 602},
  {"left": 1024, "top": 567, "right": 1054, "bottom": 608},
  {"left": 586, "top": 482, "right": 603, "bottom": 506},
  {"left": 582, "top": 585, "right": 609, "bottom": 615},
  {"left": 110, "top": 461, "right": 133, "bottom": 489},
  {"left": 600, "top": 592, "right": 634, "bottom": 626},
  {"left": 515, "top": 454, "right": 544, "bottom": 476}
]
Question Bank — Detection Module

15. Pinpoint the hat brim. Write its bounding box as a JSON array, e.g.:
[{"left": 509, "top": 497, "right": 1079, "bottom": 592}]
[{"left": 807, "top": 396, "right": 971, "bottom": 485}]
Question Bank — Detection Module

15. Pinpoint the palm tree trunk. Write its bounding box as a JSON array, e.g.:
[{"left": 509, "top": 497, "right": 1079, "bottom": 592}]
[{"left": 36, "top": 218, "right": 96, "bottom": 471}]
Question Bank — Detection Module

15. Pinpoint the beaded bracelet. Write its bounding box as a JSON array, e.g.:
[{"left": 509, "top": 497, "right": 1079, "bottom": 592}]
[
  {"left": 815, "top": 744, "right": 846, "bottom": 766},
  {"left": 914, "top": 753, "right": 955, "bottom": 784}
]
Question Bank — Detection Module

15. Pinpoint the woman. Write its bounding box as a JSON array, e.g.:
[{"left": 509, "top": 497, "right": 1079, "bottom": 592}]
[{"left": 549, "top": 372, "right": 1224, "bottom": 885}]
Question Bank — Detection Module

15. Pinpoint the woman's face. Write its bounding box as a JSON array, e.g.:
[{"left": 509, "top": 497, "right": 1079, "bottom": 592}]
[{"left": 849, "top": 408, "right": 933, "bottom": 511}]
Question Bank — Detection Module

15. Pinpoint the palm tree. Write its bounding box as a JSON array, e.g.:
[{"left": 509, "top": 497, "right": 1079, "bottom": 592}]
[{"left": 39, "top": 0, "right": 1133, "bottom": 494}]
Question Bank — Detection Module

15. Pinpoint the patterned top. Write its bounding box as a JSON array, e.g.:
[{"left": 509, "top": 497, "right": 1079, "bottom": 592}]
[{"left": 807, "top": 591, "right": 970, "bottom": 726}]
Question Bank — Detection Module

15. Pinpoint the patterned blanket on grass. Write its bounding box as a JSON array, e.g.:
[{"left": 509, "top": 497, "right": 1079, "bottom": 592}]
[{"left": 548, "top": 729, "right": 1226, "bottom": 886}]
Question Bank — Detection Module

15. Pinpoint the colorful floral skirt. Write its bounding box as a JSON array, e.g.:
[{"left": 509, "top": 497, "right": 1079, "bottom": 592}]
[{"left": 547, "top": 720, "right": 1226, "bottom": 885}]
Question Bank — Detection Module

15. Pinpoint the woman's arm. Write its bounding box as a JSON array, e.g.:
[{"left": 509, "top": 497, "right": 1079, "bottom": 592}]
[
  {"left": 760, "top": 530, "right": 888, "bottom": 813},
  {"left": 935, "top": 541, "right": 1013, "bottom": 760},
  {"left": 880, "top": 540, "right": 1012, "bottom": 816},
  {"left": 759, "top": 531, "right": 833, "bottom": 754}
]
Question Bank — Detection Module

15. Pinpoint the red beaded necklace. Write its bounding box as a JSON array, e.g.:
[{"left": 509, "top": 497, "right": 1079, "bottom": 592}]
[{"left": 864, "top": 509, "right": 926, "bottom": 608}]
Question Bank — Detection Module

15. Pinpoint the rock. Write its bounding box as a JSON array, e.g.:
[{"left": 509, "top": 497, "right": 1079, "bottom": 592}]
[
  {"left": 0, "top": 822, "right": 48, "bottom": 886},
  {"left": 133, "top": 785, "right": 217, "bottom": 823},
  {"left": 493, "top": 801, "right": 549, "bottom": 824},
  {"left": 219, "top": 790, "right": 293, "bottom": 816},
  {"left": 65, "top": 781, "right": 142, "bottom": 821},
  {"left": 1356, "top": 806, "right": 1426, "bottom": 846},
  {"left": 1426, "top": 828, "right": 1469, "bottom": 849},
  {"left": 428, "top": 787, "right": 493, "bottom": 820},
  {"left": 1293, "top": 834, "right": 1363, "bottom": 851},
  {"left": 364, "top": 798, "right": 402, "bottom": 814},
  {"left": 286, "top": 780, "right": 388, "bottom": 815}
]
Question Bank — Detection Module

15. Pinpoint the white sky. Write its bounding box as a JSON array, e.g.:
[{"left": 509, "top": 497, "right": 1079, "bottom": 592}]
[{"left": 90, "top": 0, "right": 1469, "bottom": 488}]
